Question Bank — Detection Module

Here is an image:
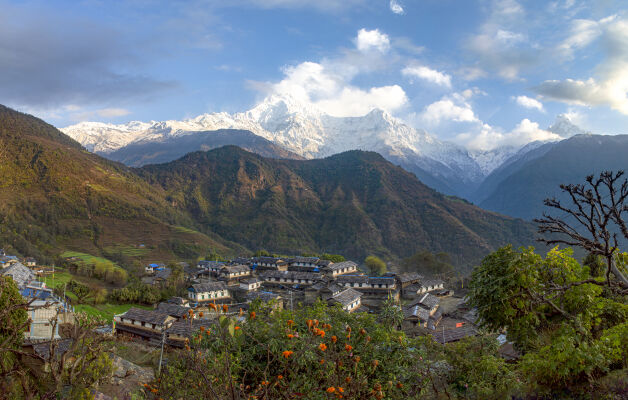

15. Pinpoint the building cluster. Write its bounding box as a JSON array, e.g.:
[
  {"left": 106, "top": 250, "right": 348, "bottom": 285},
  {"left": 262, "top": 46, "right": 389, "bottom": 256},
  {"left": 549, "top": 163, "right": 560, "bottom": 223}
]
[
  {"left": 114, "top": 255, "right": 478, "bottom": 346},
  {"left": 0, "top": 249, "right": 73, "bottom": 342}
]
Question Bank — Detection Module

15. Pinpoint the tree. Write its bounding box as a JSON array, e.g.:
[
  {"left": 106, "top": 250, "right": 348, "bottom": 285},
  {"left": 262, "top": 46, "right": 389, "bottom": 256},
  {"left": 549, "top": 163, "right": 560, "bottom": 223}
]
[
  {"left": 67, "top": 280, "right": 90, "bottom": 303},
  {"left": 0, "top": 276, "right": 29, "bottom": 393},
  {"left": 400, "top": 250, "right": 454, "bottom": 277},
  {"left": 535, "top": 170, "right": 628, "bottom": 290},
  {"left": 364, "top": 255, "right": 387, "bottom": 276},
  {"left": 320, "top": 253, "right": 346, "bottom": 263}
]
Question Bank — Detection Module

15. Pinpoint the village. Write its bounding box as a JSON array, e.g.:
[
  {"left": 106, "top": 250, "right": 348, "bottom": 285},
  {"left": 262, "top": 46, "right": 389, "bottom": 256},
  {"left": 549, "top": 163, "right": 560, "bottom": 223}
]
[{"left": 1, "top": 246, "right": 491, "bottom": 351}]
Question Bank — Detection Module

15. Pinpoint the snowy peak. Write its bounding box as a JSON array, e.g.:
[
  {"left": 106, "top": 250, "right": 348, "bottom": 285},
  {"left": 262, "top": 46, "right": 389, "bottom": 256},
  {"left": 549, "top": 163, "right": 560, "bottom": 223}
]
[{"left": 548, "top": 114, "right": 590, "bottom": 138}]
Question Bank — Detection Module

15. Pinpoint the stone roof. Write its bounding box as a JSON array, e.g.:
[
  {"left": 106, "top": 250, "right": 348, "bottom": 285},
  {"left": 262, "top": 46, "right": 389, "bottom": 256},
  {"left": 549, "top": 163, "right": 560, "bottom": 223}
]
[
  {"left": 167, "top": 296, "right": 188, "bottom": 305},
  {"left": 260, "top": 270, "right": 322, "bottom": 281},
  {"left": 1, "top": 262, "right": 35, "bottom": 288},
  {"left": 336, "top": 275, "right": 369, "bottom": 284},
  {"left": 398, "top": 272, "right": 423, "bottom": 284},
  {"left": 431, "top": 325, "right": 478, "bottom": 344},
  {"left": 288, "top": 256, "right": 320, "bottom": 264},
  {"left": 246, "top": 291, "right": 282, "bottom": 302},
  {"left": 328, "top": 288, "right": 362, "bottom": 307},
  {"left": 166, "top": 319, "right": 215, "bottom": 337},
  {"left": 31, "top": 339, "right": 73, "bottom": 361},
  {"left": 421, "top": 279, "right": 444, "bottom": 289},
  {"left": 190, "top": 282, "right": 227, "bottom": 293},
  {"left": 316, "top": 259, "right": 332, "bottom": 267},
  {"left": 404, "top": 304, "right": 431, "bottom": 321},
  {"left": 119, "top": 308, "right": 172, "bottom": 326},
  {"left": 156, "top": 302, "right": 190, "bottom": 318},
  {"left": 240, "top": 277, "right": 262, "bottom": 284},
  {"left": 417, "top": 293, "right": 440, "bottom": 310},
  {"left": 154, "top": 268, "right": 172, "bottom": 280},
  {"left": 220, "top": 264, "right": 250, "bottom": 274},
  {"left": 327, "top": 261, "right": 357, "bottom": 271}
]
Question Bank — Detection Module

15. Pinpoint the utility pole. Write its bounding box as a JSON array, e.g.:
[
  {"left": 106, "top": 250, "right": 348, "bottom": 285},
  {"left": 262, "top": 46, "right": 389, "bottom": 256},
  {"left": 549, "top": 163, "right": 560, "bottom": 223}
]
[{"left": 158, "top": 330, "right": 166, "bottom": 376}]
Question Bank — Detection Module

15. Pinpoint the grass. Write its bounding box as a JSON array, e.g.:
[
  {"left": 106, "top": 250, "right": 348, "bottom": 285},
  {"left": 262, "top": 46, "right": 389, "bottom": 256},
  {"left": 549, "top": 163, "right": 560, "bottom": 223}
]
[
  {"left": 173, "top": 225, "right": 202, "bottom": 235},
  {"left": 103, "top": 244, "right": 150, "bottom": 257},
  {"left": 61, "top": 251, "right": 117, "bottom": 266},
  {"left": 75, "top": 303, "right": 152, "bottom": 322}
]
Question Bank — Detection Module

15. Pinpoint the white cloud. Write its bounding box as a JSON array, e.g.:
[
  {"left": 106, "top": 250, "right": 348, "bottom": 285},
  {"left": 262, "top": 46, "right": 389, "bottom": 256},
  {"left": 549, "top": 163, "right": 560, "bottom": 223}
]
[
  {"left": 268, "top": 61, "right": 408, "bottom": 117},
  {"left": 514, "top": 95, "right": 544, "bottom": 111},
  {"left": 70, "top": 107, "right": 131, "bottom": 121},
  {"left": 402, "top": 65, "right": 452, "bottom": 88},
  {"left": 355, "top": 29, "right": 390, "bottom": 53},
  {"left": 316, "top": 85, "right": 408, "bottom": 117},
  {"left": 389, "top": 0, "right": 404, "bottom": 15},
  {"left": 460, "top": 119, "right": 562, "bottom": 151},
  {"left": 419, "top": 94, "right": 478, "bottom": 125},
  {"left": 458, "top": 67, "right": 487, "bottom": 81},
  {"left": 556, "top": 15, "right": 616, "bottom": 60},
  {"left": 535, "top": 18, "right": 628, "bottom": 115},
  {"left": 464, "top": 0, "right": 535, "bottom": 80}
]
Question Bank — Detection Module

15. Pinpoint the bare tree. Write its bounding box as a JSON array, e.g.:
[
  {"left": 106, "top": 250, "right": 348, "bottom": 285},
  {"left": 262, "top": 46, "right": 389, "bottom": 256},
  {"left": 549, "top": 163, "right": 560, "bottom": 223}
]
[{"left": 535, "top": 170, "right": 628, "bottom": 290}]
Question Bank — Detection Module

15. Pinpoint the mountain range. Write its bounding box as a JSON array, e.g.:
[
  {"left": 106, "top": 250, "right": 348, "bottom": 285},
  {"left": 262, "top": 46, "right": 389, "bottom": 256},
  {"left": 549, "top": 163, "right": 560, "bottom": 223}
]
[
  {"left": 1, "top": 104, "right": 537, "bottom": 268},
  {"left": 63, "top": 95, "right": 536, "bottom": 197}
]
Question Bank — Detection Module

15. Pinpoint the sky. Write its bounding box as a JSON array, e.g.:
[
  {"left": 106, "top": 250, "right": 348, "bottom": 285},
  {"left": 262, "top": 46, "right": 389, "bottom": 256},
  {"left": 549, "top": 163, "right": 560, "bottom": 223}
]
[{"left": 2, "top": 0, "right": 628, "bottom": 150}]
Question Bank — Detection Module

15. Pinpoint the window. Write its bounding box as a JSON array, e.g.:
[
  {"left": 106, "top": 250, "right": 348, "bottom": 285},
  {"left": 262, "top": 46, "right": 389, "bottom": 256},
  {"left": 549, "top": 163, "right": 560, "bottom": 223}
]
[{"left": 141, "top": 322, "right": 145, "bottom": 327}]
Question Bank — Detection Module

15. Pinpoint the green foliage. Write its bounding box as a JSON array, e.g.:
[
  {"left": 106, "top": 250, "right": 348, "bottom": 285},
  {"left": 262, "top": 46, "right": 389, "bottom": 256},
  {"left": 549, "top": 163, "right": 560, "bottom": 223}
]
[
  {"left": 108, "top": 283, "right": 165, "bottom": 305},
  {"left": 0, "top": 277, "right": 28, "bottom": 377},
  {"left": 400, "top": 250, "right": 454, "bottom": 277},
  {"left": 320, "top": 253, "right": 346, "bottom": 263},
  {"left": 67, "top": 279, "right": 91, "bottom": 304},
  {"left": 364, "top": 255, "right": 387, "bottom": 276},
  {"left": 468, "top": 245, "right": 628, "bottom": 394}
]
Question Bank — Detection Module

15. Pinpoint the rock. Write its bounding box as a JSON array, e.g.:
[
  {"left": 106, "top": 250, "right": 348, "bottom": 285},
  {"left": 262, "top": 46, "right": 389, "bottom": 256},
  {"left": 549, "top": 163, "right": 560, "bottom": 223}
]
[{"left": 109, "top": 354, "right": 154, "bottom": 383}]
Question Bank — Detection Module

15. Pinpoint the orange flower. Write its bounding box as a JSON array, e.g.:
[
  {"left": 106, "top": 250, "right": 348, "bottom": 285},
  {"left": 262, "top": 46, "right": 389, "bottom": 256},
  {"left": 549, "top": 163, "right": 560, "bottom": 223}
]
[
  {"left": 209, "top": 303, "right": 217, "bottom": 311},
  {"left": 314, "top": 319, "right": 319, "bottom": 327},
  {"left": 366, "top": 336, "right": 371, "bottom": 343},
  {"left": 222, "top": 304, "right": 228, "bottom": 313},
  {"left": 372, "top": 359, "right": 379, "bottom": 367},
  {"left": 151, "top": 388, "right": 158, "bottom": 393},
  {"left": 199, "top": 311, "right": 204, "bottom": 318},
  {"left": 261, "top": 380, "right": 269, "bottom": 386},
  {"left": 345, "top": 377, "right": 352, "bottom": 384},
  {"left": 319, "top": 331, "right": 326, "bottom": 338},
  {"left": 287, "top": 319, "right": 294, "bottom": 327},
  {"left": 319, "top": 343, "right": 327, "bottom": 352},
  {"left": 331, "top": 336, "right": 337, "bottom": 343},
  {"left": 249, "top": 311, "right": 256, "bottom": 319},
  {"left": 353, "top": 356, "right": 360, "bottom": 363},
  {"left": 234, "top": 326, "right": 241, "bottom": 331},
  {"left": 326, "top": 387, "right": 336, "bottom": 393},
  {"left": 337, "top": 387, "right": 344, "bottom": 393},
  {"left": 287, "top": 334, "right": 295, "bottom": 339},
  {"left": 182, "top": 314, "right": 187, "bottom": 320},
  {"left": 306, "top": 319, "right": 313, "bottom": 329},
  {"left": 206, "top": 329, "right": 211, "bottom": 336},
  {"left": 359, "top": 328, "right": 366, "bottom": 336},
  {"left": 277, "top": 375, "right": 283, "bottom": 380},
  {"left": 396, "top": 382, "right": 403, "bottom": 389},
  {"left": 320, "top": 358, "right": 325, "bottom": 365},
  {"left": 345, "top": 344, "right": 352, "bottom": 352},
  {"left": 346, "top": 334, "right": 351, "bottom": 339},
  {"left": 282, "top": 350, "right": 293, "bottom": 359},
  {"left": 200, "top": 326, "right": 205, "bottom": 332}
]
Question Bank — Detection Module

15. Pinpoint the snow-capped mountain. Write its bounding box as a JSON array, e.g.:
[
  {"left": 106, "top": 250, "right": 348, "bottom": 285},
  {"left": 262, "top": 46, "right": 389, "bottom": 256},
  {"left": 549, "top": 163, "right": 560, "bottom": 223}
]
[{"left": 61, "top": 96, "right": 583, "bottom": 198}]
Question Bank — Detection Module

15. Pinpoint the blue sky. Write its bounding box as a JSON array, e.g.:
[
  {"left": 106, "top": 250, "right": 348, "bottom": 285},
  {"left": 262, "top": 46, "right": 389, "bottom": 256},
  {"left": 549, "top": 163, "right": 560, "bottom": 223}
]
[{"left": 2, "top": 0, "right": 628, "bottom": 149}]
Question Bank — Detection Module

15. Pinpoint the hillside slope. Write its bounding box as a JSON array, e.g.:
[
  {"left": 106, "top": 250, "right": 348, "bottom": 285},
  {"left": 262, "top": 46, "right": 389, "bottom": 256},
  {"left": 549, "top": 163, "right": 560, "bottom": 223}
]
[
  {"left": 138, "top": 146, "right": 537, "bottom": 267},
  {"left": 0, "top": 105, "right": 243, "bottom": 263},
  {"left": 104, "top": 129, "right": 304, "bottom": 167},
  {"left": 478, "top": 134, "right": 628, "bottom": 221}
]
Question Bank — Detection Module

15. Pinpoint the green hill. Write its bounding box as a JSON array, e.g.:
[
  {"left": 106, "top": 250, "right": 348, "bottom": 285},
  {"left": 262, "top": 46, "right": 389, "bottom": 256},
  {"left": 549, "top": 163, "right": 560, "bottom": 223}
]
[
  {"left": 0, "top": 105, "right": 537, "bottom": 268},
  {"left": 0, "top": 105, "right": 243, "bottom": 264},
  {"left": 479, "top": 134, "right": 628, "bottom": 220},
  {"left": 138, "top": 146, "right": 538, "bottom": 267}
]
